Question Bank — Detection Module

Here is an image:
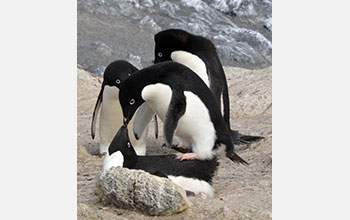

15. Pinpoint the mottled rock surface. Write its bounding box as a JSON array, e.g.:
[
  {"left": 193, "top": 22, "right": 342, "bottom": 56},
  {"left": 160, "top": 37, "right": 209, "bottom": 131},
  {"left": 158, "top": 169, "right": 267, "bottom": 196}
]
[
  {"left": 77, "top": 0, "right": 272, "bottom": 76},
  {"left": 77, "top": 66, "right": 272, "bottom": 219},
  {"left": 95, "top": 167, "right": 189, "bottom": 216}
]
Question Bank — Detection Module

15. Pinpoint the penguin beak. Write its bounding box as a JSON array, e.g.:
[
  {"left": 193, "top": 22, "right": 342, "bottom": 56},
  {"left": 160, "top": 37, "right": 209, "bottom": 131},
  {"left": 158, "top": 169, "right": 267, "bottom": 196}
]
[{"left": 123, "top": 117, "right": 129, "bottom": 128}]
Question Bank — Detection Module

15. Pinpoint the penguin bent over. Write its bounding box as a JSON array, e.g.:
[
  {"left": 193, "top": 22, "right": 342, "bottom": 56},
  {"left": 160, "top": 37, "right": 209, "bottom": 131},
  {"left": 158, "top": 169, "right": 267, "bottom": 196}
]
[
  {"left": 103, "top": 126, "right": 218, "bottom": 198},
  {"left": 119, "top": 61, "right": 248, "bottom": 164},
  {"left": 154, "top": 29, "right": 263, "bottom": 145},
  {"left": 91, "top": 60, "right": 154, "bottom": 155}
]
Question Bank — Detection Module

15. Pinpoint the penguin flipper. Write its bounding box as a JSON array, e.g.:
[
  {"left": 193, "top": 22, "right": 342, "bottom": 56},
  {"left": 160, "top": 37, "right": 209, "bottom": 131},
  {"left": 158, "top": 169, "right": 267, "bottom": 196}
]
[
  {"left": 163, "top": 91, "right": 187, "bottom": 147},
  {"left": 133, "top": 103, "right": 155, "bottom": 140},
  {"left": 91, "top": 87, "right": 103, "bottom": 139},
  {"left": 229, "top": 153, "right": 249, "bottom": 165},
  {"left": 231, "top": 130, "right": 264, "bottom": 145}
]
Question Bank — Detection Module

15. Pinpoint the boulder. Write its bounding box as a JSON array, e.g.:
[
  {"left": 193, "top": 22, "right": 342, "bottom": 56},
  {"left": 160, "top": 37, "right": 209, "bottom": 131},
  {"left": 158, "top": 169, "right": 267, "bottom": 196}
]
[{"left": 95, "top": 167, "right": 190, "bottom": 216}]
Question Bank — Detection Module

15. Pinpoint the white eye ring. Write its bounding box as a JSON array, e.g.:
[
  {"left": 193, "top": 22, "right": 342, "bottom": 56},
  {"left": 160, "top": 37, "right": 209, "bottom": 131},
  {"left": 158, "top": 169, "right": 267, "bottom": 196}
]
[
  {"left": 127, "top": 142, "right": 131, "bottom": 148},
  {"left": 158, "top": 52, "right": 162, "bottom": 57},
  {"left": 116, "top": 79, "right": 121, "bottom": 84},
  {"left": 130, "top": 99, "right": 135, "bottom": 105}
]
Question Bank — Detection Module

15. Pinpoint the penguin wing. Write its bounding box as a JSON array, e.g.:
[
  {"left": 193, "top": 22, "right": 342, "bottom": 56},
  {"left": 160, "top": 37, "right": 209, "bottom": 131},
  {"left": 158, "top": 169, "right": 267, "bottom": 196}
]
[
  {"left": 163, "top": 91, "right": 187, "bottom": 147},
  {"left": 133, "top": 103, "right": 155, "bottom": 140},
  {"left": 91, "top": 87, "right": 103, "bottom": 139}
]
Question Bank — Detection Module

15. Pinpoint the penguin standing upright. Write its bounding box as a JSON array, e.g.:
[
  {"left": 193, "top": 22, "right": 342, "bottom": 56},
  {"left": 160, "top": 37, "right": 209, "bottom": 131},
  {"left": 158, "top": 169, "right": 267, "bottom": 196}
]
[
  {"left": 103, "top": 125, "right": 218, "bottom": 198},
  {"left": 119, "top": 61, "right": 248, "bottom": 164},
  {"left": 91, "top": 60, "right": 154, "bottom": 155},
  {"left": 154, "top": 29, "right": 263, "bottom": 144}
]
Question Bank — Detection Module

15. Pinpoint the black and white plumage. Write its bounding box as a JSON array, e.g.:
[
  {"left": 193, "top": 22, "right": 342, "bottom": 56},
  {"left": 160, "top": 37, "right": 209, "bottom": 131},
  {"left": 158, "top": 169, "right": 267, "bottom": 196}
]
[
  {"left": 154, "top": 29, "right": 263, "bottom": 145},
  {"left": 91, "top": 60, "right": 154, "bottom": 155},
  {"left": 103, "top": 126, "right": 218, "bottom": 197},
  {"left": 119, "top": 61, "right": 248, "bottom": 164}
]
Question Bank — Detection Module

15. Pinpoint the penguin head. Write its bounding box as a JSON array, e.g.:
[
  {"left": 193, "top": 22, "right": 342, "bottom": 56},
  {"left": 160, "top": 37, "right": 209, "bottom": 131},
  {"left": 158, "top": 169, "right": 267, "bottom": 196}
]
[
  {"left": 154, "top": 29, "right": 191, "bottom": 63},
  {"left": 103, "top": 126, "right": 137, "bottom": 170},
  {"left": 119, "top": 76, "right": 145, "bottom": 127},
  {"left": 103, "top": 60, "right": 138, "bottom": 89},
  {"left": 108, "top": 126, "right": 137, "bottom": 157},
  {"left": 154, "top": 29, "right": 216, "bottom": 64}
]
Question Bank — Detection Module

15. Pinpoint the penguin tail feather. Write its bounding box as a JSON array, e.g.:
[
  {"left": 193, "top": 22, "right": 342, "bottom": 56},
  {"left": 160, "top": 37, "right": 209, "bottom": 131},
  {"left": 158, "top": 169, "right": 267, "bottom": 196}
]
[
  {"left": 229, "top": 153, "right": 249, "bottom": 166},
  {"left": 231, "top": 130, "right": 264, "bottom": 145}
]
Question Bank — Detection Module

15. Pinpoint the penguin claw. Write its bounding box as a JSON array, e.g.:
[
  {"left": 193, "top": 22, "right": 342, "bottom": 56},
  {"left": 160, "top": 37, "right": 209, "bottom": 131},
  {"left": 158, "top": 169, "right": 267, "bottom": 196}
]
[{"left": 176, "top": 153, "right": 197, "bottom": 161}]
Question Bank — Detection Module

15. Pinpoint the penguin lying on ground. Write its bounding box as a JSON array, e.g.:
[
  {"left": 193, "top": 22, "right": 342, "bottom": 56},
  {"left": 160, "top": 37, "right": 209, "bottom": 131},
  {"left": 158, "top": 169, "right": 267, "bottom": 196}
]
[
  {"left": 91, "top": 60, "right": 155, "bottom": 155},
  {"left": 119, "top": 61, "right": 248, "bottom": 164},
  {"left": 154, "top": 29, "right": 263, "bottom": 145},
  {"left": 103, "top": 125, "right": 218, "bottom": 198}
]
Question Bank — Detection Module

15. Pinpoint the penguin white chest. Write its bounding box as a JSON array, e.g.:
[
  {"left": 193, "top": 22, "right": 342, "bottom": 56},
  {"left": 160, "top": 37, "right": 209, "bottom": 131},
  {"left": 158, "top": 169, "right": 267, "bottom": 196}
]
[
  {"left": 99, "top": 86, "right": 123, "bottom": 142},
  {"left": 171, "top": 50, "right": 209, "bottom": 86},
  {"left": 141, "top": 83, "right": 216, "bottom": 159}
]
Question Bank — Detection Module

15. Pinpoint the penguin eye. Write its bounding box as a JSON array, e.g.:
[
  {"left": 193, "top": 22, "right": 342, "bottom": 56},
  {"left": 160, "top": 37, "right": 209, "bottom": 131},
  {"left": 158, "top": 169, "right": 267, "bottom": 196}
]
[
  {"left": 158, "top": 52, "right": 162, "bottom": 57},
  {"left": 127, "top": 142, "right": 131, "bottom": 148},
  {"left": 129, "top": 99, "right": 135, "bottom": 105},
  {"left": 116, "top": 79, "right": 121, "bottom": 84}
]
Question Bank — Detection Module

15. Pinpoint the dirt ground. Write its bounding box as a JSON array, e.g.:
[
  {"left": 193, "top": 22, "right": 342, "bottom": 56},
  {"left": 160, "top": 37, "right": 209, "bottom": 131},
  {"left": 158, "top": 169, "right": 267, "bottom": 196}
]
[{"left": 77, "top": 66, "right": 272, "bottom": 219}]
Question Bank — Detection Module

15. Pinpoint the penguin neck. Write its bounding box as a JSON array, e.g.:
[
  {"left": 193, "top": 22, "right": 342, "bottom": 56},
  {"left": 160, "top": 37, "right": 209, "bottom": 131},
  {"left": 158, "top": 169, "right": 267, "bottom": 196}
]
[
  {"left": 101, "top": 85, "right": 121, "bottom": 115},
  {"left": 102, "top": 85, "right": 119, "bottom": 102}
]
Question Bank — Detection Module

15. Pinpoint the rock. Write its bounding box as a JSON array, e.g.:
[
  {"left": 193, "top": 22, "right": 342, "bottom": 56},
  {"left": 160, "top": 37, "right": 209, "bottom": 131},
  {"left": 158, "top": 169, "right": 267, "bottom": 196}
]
[
  {"left": 95, "top": 167, "right": 190, "bottom": 216},
  {"left": 78, "top": 0, "right": 272, "bottom": 75}
]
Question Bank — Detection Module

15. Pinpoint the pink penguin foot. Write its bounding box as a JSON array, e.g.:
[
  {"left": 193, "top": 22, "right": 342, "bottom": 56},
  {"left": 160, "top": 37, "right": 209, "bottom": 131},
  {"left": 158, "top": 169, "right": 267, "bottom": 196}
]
[{"left": 176, "top": 153, "right": 198, "bottom": 161}]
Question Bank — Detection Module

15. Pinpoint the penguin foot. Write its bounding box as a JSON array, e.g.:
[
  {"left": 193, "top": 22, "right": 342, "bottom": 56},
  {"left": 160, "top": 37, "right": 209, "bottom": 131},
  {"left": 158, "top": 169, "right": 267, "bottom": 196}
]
[
  {"left": 171, "top": 145, "right": 191, "bottom": 153},
  {"left": 176, "top": 153, "right": 197, "bottom": 161}
]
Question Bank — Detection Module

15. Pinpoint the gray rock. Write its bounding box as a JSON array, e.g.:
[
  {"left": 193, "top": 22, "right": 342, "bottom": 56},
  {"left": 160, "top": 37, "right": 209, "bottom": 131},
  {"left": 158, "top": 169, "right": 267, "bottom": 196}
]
[
  {"left": 78, "top": 0, "right": 272, "bottom": 75},
  {"left": 95, "top": 167, "right": 190, "bottom": 216}
]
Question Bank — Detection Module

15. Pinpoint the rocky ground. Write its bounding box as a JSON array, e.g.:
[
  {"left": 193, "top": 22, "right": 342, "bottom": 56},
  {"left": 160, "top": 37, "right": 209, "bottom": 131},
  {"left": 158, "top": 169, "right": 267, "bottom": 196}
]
[{"left": 77, "top": 65, "right": 272, "bottom": 219}]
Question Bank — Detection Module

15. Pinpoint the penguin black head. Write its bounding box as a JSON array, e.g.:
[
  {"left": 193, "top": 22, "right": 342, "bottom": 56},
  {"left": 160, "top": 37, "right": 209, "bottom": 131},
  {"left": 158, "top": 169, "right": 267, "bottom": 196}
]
[
  {"left": 118, "top": 75, "right": 145, "bottom": 127},
  {"left": 108, "top": 126, "right": 137, "bottom": 159},
  {"left": 154, "top": 29, "right": 215, "bottom": 64},
  {"left": 103, "top": 60, "right": 138, "bottom": 88}
]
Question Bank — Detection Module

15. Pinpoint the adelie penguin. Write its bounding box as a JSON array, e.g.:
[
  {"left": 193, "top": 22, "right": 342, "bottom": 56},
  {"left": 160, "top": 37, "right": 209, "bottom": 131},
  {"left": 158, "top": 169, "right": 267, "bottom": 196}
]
[
  {"left": 154, "top": 29, "right": 263, "bottom": 145},
  {"left": 103, "top": 125, "right": 218, "bottom": 198},
  {"left": 91, "top": 60, "right": 155, "bottom": 156},
  {"left": 119, "top": 61, "right": 248, "bottom": 164}
]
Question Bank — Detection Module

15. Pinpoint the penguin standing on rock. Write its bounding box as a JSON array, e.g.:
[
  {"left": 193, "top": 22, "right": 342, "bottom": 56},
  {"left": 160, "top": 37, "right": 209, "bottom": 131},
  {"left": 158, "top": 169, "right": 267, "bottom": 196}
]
[
  {"left": 119, "top": 61, "right": 248, "bottom": 164},
  {"left": 91, "top": 60, "right": 154, "bottom": 156},
  {"left": 103, "top": 125, "right": 218, "bottom": 198},
  {"left": 154, "top": 29, "right": 263, "bottom": 145}
]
